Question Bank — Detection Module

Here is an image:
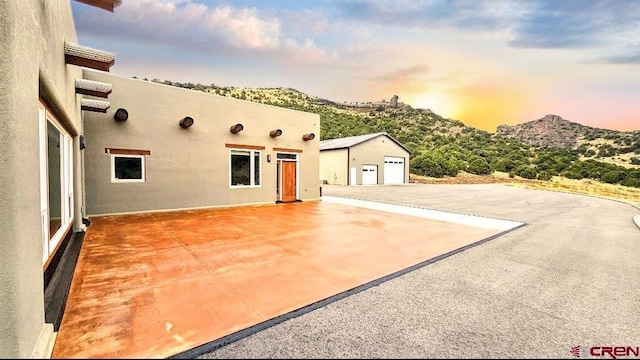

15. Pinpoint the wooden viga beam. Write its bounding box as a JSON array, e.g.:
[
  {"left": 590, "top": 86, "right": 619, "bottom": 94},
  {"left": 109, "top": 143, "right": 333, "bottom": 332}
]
[
  {"left": 81, "top": 99, "right": 111, "bottom": 113},
  {"left": 74, "top": 0, "right": 122, "bottom": 12},
  {"left": 65, "top": 42, "right": 115, "bottom": 72},
  {"left": 75, "top": 79, "right": 113, "bottom": 98}
]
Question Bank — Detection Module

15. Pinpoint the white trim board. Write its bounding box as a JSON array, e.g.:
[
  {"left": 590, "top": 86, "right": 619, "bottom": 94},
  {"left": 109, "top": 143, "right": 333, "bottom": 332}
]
[{"left": 321, "top": 196, "right": 524, "bottom": 232}]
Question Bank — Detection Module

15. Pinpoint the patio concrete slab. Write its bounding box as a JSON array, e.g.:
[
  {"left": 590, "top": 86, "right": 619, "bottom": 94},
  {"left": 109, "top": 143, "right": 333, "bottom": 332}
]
[
  {"left": 214, "top": 184, "right": 638, "bottom": 360},
  {"left": 51, "top": 200, "right": 521, "bottom": 359}
]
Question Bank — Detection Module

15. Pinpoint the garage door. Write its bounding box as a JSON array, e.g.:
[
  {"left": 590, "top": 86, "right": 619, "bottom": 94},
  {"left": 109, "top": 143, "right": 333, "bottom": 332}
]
[
  {"left": 384, "top": 156, "right": 405, "bottom": 184},
  {"left": 362, "top": 165, "right": 378, "bottom": 185}
]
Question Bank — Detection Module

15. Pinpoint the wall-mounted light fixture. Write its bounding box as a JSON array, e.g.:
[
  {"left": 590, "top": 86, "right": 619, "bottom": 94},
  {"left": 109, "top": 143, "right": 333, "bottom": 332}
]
[
  {"left": 267, "top": 154, "right": 272, "bottom": 162},
  {"left": 230, "top": 123, "right": 244, "bottom": 134},
  {"left": 79, "top": 135, "right": 86, "bottom": 150},
  {"left": 302, "top": 133, "right": 315, "bottom": 141},
  {"left": 114, "top": 108, "right": 128, "bottom": 122},
  {"left": 270, "top": 129, "right": 283, "bottom": 138},
  {"left": 179, "top": 116, "right": 194, "bottom": 129}
]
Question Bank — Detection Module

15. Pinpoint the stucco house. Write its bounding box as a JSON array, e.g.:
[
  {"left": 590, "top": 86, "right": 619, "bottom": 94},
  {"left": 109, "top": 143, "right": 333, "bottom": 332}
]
[
  {"left": 82, "top": 70, "right": 319, "bottom": 215},
  {"left": 0, "top": 1, "right": 319, "bottom": 358},
  {"left": 319, "top": 132, "right": 411, "bottom": 186}
]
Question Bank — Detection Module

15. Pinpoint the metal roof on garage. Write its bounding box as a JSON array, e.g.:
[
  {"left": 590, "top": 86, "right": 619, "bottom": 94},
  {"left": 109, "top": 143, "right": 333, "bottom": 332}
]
[{"left": 319, "top": 132, "right": 411, "bottom": 153}]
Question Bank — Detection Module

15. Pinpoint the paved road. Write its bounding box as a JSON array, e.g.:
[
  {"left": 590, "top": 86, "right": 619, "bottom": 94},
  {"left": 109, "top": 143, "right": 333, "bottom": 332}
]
[{"left": 199, "top": 184, "right": 640, "bottom": 359}]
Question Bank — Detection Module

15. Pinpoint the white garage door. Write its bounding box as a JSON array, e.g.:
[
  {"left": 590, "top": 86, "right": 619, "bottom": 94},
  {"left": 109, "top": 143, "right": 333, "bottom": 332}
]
[
  {"left": 362, "top": 165, "right": 378, "bottom": 185},
  {"left": 384, "top": 156, "right": 405, "bottom": 184}
]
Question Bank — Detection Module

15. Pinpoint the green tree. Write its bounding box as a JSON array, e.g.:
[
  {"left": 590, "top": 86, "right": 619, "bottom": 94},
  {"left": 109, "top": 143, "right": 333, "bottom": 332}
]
[
  {"left": 601, "top": 171, "right": 626, "bottom": 184},
  {"left": 411, "top": 154, "right": 444, "bottom": 177},
  {"left": 537, "top": 171, "right": 553, "bottom": 181},
  {"left": 512, "top": 165, "right": 537, "bottom": 179},
  {"left": 467, "top": 157, "right": 492, "bottom": 175},
  {"left": 621, "top": 177, "right": 640, "bottom": 188}
]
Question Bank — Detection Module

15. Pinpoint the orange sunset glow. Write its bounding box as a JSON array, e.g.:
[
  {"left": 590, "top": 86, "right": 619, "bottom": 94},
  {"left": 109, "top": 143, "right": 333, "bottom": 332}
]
[{"left": 72, "top": 1, "right": 640, "bottom": 132}]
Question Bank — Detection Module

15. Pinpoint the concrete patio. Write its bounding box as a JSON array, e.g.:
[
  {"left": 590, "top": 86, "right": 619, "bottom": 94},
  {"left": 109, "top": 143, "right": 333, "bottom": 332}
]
[
  {"left": 51, "top": 198, "right": 521, "bottom": 358},
  {"left": 197, "top": 184, "right": 640, "bottom": 359}
]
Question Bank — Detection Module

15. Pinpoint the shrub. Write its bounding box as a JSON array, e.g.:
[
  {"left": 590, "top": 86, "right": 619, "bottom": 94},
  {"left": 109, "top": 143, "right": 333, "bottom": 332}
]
[
  {"left": 537, "top": 171, "right": 553, "bottom": 181},
  {"left": 519, "top": 167, "right": 538, "bottom": 179},
  {"left": 601, "top": 171, "right": 627, "bottom": 184},
  {"left": 491, "top": 159, "right": 509, "bottom": 172},
  {"left": 628, "top": 170, "right": 640, "bottom": 180},
  {"left": 621, "top": 177, "right": 640, "bottom": 188},
  {"left": 563, "top": 170, "right": 583, "bottom": 180},
  {"left": 467, "top": 157, "right": 492, "bottom": 175},
  {"left": 577, "top": 144, "right": 589, "bottom": 155},
  {"left": 442, "top": 158, "right": 462, "bottom": 177},
  {"left": 512, "top": 164, "right": 537, "bottom": 179},
  {"left": 411, "top": 155, "right": 444, "bottom": 177}
]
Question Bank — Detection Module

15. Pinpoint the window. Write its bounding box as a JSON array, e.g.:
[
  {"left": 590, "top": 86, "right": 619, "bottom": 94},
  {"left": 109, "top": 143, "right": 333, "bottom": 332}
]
[
  {"left": 39, "top": 102, "right": 74, "bottom": 264},
  {"left": 111, "top": 155, "right": 145, "bottom": 182},
  {"left": 277, "top": 153, "right": 297, "bottom": 160},
  {"left": 230, "top": 149, "right": 261, "bottom": 187}
]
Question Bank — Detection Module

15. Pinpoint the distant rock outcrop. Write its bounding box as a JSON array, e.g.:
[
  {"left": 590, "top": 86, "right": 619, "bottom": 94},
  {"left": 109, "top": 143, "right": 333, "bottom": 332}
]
[
  {"left": 496, "top": 114, "right": 587, "bottom": 148},
  {"left": 390, "top": 95, "right": 398, "bottom": 108},
  {"left": 315, "top": 94, "right": 411, "bottom": 112}
]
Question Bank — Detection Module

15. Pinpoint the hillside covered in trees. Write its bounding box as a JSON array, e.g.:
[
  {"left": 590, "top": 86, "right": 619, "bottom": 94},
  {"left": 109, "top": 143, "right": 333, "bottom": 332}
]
[{"left": 141, "top": 77, "right": 640, "bottom": 189}]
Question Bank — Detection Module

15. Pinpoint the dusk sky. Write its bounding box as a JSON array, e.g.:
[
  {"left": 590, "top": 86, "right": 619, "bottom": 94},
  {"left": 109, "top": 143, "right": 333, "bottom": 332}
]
[{"left": 71, "top": 0, "right": 640, "bottom": 132}]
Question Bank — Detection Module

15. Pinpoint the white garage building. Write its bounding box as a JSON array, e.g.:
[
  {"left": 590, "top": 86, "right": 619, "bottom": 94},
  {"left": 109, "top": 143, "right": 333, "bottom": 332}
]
[{"left": 319, "top": 132, "right": 411, "bottom": 185}]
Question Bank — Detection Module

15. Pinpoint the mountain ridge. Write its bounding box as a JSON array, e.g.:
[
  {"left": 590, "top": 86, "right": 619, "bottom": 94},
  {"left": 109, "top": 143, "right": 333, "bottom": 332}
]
[
  {"left": 497, "top": 113, "right": 640, "bottom": 149},
  {"left": 140, "top": 77, "right": 640, "bottom": 187}
]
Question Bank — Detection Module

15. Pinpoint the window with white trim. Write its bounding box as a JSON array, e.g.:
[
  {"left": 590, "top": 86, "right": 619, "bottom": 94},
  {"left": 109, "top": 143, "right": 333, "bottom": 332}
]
[
  {"left": 111, "top": 154, "right": 145, "bottom": 182},
  {"left": 39, "top": 102, "right": 74, "bottom": 264},
  {"left": 230, "top": 149, "right": 261, "bottom": 187}
]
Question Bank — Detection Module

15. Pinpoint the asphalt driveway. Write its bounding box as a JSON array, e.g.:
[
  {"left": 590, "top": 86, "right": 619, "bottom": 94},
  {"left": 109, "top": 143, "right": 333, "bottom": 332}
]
[{"left": 200, "top": 183, "right": 640, "bottom": 359}]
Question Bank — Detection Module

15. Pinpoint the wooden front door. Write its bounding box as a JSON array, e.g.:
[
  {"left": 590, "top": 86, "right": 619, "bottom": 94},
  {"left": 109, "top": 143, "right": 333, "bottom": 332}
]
[{"left": 281, "top": 161, "right": 297, "bottom": 202}]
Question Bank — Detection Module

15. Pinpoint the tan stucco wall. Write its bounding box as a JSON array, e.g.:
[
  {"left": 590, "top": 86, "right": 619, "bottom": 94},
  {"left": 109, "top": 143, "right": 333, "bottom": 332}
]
[
  {"left": 83, "top": 71, "right": 320, "bottom": 215},
  {"left": 349, "top": 135, "right": 411, "bottom": 185},
  {"left": 0, "top": 0, "right": 83, "bottom": 357},
  {"left": 319, "top": 149, "right": 348, "bottom": 185}
]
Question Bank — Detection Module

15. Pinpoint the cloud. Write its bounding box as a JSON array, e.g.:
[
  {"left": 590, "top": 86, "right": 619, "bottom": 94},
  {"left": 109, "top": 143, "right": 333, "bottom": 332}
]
[
  {"left": 508, "top": 14, "right": 596, "bottom": 48},
  {"left": 335, "top": 0, "right": 519, "bottom": 31},
  {"left": 507, "top": 0, "right": 640, "bottom": 49},
  {"left": 600, "top": 53, "right": 640, "bottom": 65},
  {"left": 73, "top": 0, "right": 334, "bottom": 62},
  {"left": 334, "top": 0, "right": 640, "bottom": 52},
  {"left": 282, "top": 38, "right": 339, "bottom": 63},
  {"left": 373, "top": 64, "right": 430, "bottom": 82},
  {"left": 281, "top": 8, "right": 333, "bottom": 36}
]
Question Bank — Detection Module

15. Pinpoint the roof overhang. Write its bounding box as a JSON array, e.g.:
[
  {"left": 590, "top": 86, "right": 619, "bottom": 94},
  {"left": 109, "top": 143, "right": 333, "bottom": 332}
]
[
  {"left": 74, "top": 0, "right": 122, "bottom": 12},
  {"left": 81, "top": 99, "right": 111, "bottom": 113},
  {"left": 65, "top": 42, "right": 115, "bottom": 72},
  {"left": 319, "top": 132, "right": 412, "bottom": 154},
  {"left": 75, "top": 79, "right": 112, "bottom": 98}
]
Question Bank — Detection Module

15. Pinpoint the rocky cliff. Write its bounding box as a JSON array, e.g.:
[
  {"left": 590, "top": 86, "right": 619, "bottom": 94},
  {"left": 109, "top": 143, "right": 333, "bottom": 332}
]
[{"left": 496, "top": 114, "right": 590, "bottom": 148}]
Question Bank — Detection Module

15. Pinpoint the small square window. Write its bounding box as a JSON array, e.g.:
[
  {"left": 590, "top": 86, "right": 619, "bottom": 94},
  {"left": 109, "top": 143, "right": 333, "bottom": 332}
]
[
  {"left": 230, "top": 149, "right": 261, "bottom": 187},
  {"left": 111, "top": 155, "right": 145, "bottom": 182},
  {"left": 276, "top": 153, "right": 297, "bottom": 160}
]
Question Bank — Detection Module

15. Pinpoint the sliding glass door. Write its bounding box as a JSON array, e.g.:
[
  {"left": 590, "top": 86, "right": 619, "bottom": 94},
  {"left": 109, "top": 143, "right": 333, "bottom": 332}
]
[{"left": 39, "top": 103, "right": 74, "bottom": 264}]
